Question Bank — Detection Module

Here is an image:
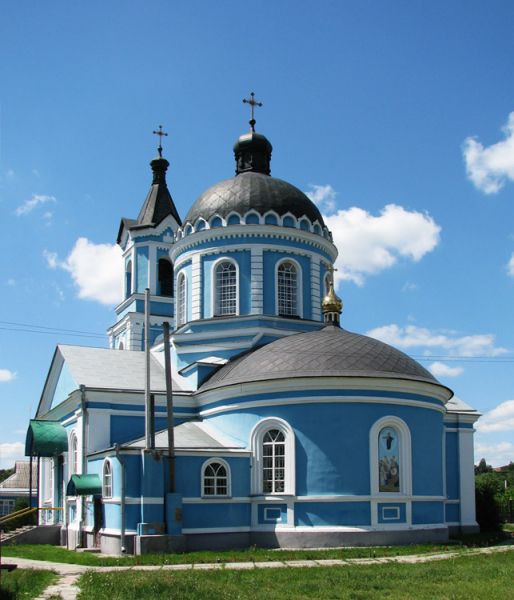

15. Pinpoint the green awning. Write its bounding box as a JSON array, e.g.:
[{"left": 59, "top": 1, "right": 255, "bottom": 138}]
[
  {"left": 67, "top": 474, "right": 102, "bottom": 496},
  {"left": 25, "top": 419, "right": 69, "bottom": 457}
]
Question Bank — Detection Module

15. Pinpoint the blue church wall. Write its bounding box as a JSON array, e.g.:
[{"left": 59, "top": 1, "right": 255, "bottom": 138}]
[
  {"left": 182, "top": 503, "right": 250, "bottom": 529},
  {"left": 135, "top": 247, "right": 149, "bottom": 293},
  {"left": 173, "top": 455, "right": 250, "bottom": 498},
  {"left": 262, "top": 251, "right": 312, "bottom": 319},
  {"left": 294, "top": 502, "right": 371, "bottom": 526},
  {"left": 175, "top": 234, "right": 334, "bottom": 264},
  {"left": 445, "top": 503, "right": 460, "bottom": 523},
  {"left": 445, "top": 431, "right": 460, "bottom": 500},
  {"left": 412, "top": 501, "right": 444, "bottom": 525},
  {"left": 50, "top": 362, "right": 78, "bottom": 409},
  {"left": 258, "top": 503, "right": 287, "bottom": 525},
  {"left": 377, "top": 503, "right": 406, "bottom": 524},
  {"left": 110, "top": 415, "right": 168, "bottom": 445},
  {"left": 205, "top": 400, "right": 444, "bottom": 498}
]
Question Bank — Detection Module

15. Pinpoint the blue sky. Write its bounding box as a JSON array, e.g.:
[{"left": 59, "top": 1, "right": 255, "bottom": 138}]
[{"left": 1, "top": 1, "right": 514, "bottom": 468}]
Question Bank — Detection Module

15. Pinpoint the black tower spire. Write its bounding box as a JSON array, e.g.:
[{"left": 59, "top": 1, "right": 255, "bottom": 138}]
[{"left": 234, "top": 92, "right": 272, "bottom": 175}]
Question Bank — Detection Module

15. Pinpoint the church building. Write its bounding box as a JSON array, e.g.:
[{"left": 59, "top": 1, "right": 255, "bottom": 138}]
[{"left": 26, "top": 103, "right": 480, "bottom": 554}]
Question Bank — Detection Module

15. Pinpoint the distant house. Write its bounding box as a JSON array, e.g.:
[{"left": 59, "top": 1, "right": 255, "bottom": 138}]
[{"left": 0, "top": 461, "right": 37, "bottom": 516}]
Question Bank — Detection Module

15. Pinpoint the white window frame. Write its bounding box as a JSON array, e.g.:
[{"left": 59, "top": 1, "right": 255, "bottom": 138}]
[
  {"left": 275, "top": 257, "right": 303, "bottom": 318},
  {"left": 125, "top": 259, "right": 133, "bottom": 298},
  {"left": 211, "top": 257, "right": 239, "bottom": 317},
  {"left": 176, "top": 271, "right": 188, "bottom": 327},
  {"left": 69, "top": 431, "right": 78, "bottom": 476},
  {"left": 102, "top": 459, "right": 113, "bottom": 499},
  {"left": 369, "top": 416, "right": 412, "bottom": 496},
  {"left": 201, "top": 458, "right": 231, "bottom": 498},
  {"left": 250, "top": 417, "right": 295, "bottom": 496}
]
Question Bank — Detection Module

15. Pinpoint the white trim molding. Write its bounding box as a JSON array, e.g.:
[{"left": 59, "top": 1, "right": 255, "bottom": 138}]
[
  {"left": 369, "top": 416, "right": 412, "bottom": 498},
  {"left": 200, "top": 457, "right": 231, "bottom": 498},
  {"left": 210, "top": 256, "right": 240, "bottom": 318},
  {"left": 250, "top": 417, "right": 295, "bottom": 496}
]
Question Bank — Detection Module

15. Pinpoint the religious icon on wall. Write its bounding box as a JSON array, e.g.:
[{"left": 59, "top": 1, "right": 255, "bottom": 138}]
[{"left": 378, "top": 427, "right": 400, "bottom": 492}]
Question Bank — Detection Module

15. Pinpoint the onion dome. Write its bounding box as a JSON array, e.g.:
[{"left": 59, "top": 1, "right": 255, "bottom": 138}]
[
  {"left": 322, "top": 278, "right": 343, "bottom": 326},
  {"left": 184, "top": 171, "right": 325, "bottom": 226},
  {"left": 200, "top": 326, "right": 443, "bottom": 392}
]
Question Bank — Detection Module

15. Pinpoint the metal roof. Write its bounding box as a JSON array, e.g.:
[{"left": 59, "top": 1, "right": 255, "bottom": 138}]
[
  {"left": 25, "top": 420, "right": 69, "bottom": 457},
  {"left": 57, "top": 345, "right": 184, "bottom": 392},
  {"left": 184, "top": 171, "right": 325, "bottom": 226},
  {"left": 66, "top": 474, "right": 102, "bottom": 496},
  {"left": 200, "top": 325, "right": 446, "bottom": 392},
  {"left": 127, "top": 421, "right": 244, "bottom": 450},
  {"left": 0, "top": 461, "right": 37, "bottom": 489}
]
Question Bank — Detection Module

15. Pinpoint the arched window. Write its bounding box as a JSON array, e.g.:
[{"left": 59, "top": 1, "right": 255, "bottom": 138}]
[
  {"left": 369, "top": 417, "right": 412, "bottom": 496},
  {"left": 125, "top": 260, "right": 132, "bottom": 298},
  {"left": 202, "top": 459, "right": 230, "bottom": 497},
  {"left": 277, "top": 260, "right": 299, "bottom": 317},
  {"left": 102, "top": 460, "right": 112, "bottom": 498},
  {"left": 176, "top": 272, "right": 187, "bottom": 326},
  {"left": 262, "top": 429, "right": 285, "bottom": 493},
  {"left": 214, "top": 260, "right": 237, "bottom": 316},
  {"left": 69, "top": 432, "right": 78, "bottom": 475},
  {"left": 158, "top": 258, "right": 173, "bottom": 297},
  {"left": 251, "top": 418, "right": 295, "bottom": 495}
]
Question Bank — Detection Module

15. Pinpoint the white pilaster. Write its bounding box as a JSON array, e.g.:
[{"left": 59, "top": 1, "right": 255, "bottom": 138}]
[
  {"left": 191, "top": 254, "right": 202, "bottom": 320},
  {"left": 458, "top": 428, "right": 478, "bottom": 526},
  {"left": 311, "top": 256, "right": 321, "bottom": 321},
  {"left": 148, "top": 245, "right": 157, "bottom": 294},
  {"left": 250, "top": 248, "right": 264, "bottom": 314}
]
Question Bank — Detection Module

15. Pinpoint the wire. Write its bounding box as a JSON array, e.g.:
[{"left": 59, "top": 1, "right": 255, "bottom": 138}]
[
  {"left": 0, "top": 320, "right": 513, "bottom": 363},
  {"left": 0, "top": 320, "right": 106, "bottom": 337}
]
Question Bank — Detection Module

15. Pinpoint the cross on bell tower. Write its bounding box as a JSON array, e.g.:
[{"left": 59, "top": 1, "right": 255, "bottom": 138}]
[
  {"left": 242, "top": 92, "right": 263, "bottom": 132},
  {"left": 153, "top": 125, "right": 168, "bottom": 158}
]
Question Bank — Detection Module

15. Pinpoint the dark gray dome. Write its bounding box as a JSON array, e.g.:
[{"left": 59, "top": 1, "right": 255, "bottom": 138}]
[
  {"left": 200, "top": 325, "right": 442, "bottom": 392},
  {"left": 184, "top": 171, "right": 325, "bottom": 227}
]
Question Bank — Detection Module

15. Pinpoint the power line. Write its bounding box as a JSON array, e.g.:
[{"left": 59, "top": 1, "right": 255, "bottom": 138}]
[
  {"left": 0, "top": 320, "right": 513, "bottom": 363},
  {"left": 0, "top": 320, "right": 106, "bottom": 337}
]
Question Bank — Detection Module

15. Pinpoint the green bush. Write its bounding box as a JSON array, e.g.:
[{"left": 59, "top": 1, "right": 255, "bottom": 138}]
[
  {"left": 475, "top": 474, "right": 502, "bottom": 531},
  {"left": 1, "top": 498, "right": 37, "bottom": 532}
]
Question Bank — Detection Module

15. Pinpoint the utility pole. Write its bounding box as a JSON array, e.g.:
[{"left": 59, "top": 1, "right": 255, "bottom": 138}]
[{"left": 163, "top": 321, "right": 175, "bottom": 492}]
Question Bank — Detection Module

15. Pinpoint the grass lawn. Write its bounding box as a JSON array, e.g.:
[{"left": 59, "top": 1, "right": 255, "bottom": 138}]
[
  {"left": 76, "top": 552, "right": 514, "bottom": 600},
  {"left": 0, "top": 568, "right": 57, "bottom": 600},
  {"left": 2, "top": 530, "right": 511, "bottom": 567}
]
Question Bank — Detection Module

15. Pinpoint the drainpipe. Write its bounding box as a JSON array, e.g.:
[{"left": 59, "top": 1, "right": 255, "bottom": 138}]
[
  {"left": 115, "top": 444, "right": 126, "bottom": 553},
  {"left": 79, "top": 385, "right": 87, "bottom": 547}
]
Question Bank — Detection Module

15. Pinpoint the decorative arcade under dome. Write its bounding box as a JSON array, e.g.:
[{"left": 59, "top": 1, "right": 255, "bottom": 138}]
[{"left": 28, "top": 98, "right": 480, "bottom": 555}]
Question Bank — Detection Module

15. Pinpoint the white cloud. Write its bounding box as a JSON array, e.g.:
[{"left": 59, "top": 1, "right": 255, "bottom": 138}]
[
  {"left": 428, "top": 361, "right": 463, "bottom": 377},
  {"left": 44, "top": 238, "right": 123, "bottom": 305},
  {"left": 402, "top": 281, "right": 418, "bottom": 293},
  {"left": 15, "top": 194, "right": 56, "bottom": 216},
  {"left": 6, "top": 278, "right": 16, "bottom": 287},
  {"left": 474, "top": 440, "right": 514, "bottom": 468},
  {"left": 463, "top": 111, "right": 514, "bottom": 194},
  {"left": 0, "top": 369, "right": 16, "bottom": 382},
  {"left": 323, "top": 204, "right": 441, "bottom": 285},
  {"left": 366, "top": 324, "right": 507, "bottom": 357},
  {"left": 507, "top": 253, "right": 514, "bottom": 277},
  {"left": 477, "top": 400, "right": 514, "bottom": 433},
  {"left": 43, "top": 249, "right": 59, "bottom": 269},
  {"left": 0, "top": 442, "right": 24, "bottom": 469},
  {"left": 305, "top": 184, "right": 337, "bottom": 214}
]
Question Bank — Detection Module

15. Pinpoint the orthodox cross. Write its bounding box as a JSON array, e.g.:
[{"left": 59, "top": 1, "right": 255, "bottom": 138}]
[
  {"left": 327, "top": 264, "right": 338, "bottom": 287},
  {"left": 153, "top": 125, "right": 168, "bottom": 157},
  {"left": 242, "top": 92, "right": 263, "bottom": 132}
]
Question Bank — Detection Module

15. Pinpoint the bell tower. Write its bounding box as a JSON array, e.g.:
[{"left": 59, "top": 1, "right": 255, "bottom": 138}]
[{"left": 108, "top": 127, "right": 181, "bottom": 350}]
